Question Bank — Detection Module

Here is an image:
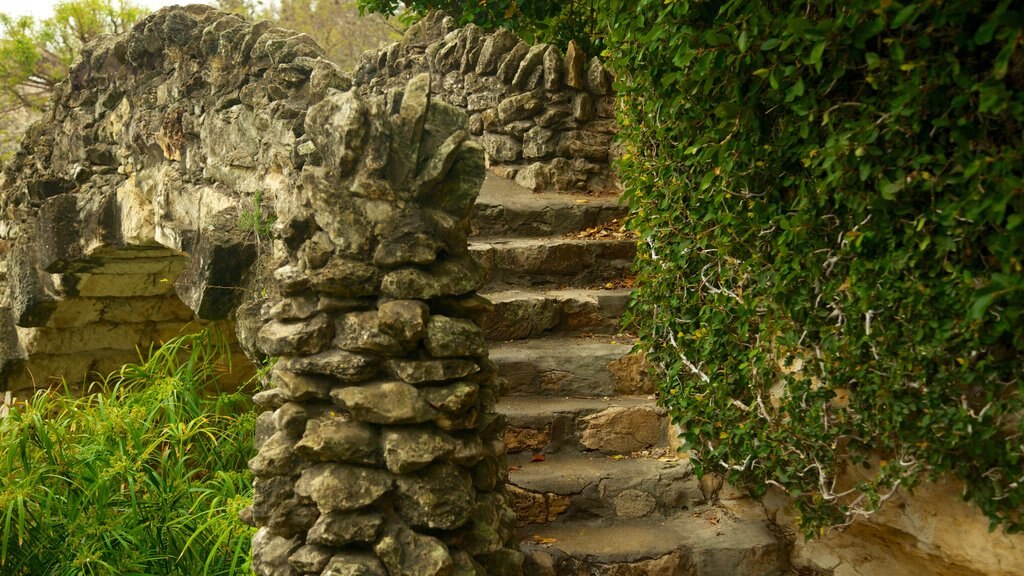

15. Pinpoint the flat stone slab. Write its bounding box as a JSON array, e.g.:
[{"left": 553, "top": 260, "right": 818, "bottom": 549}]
[
  {"left": 507, "top": 453, "right": 698, "bottom": 523},
  {"left": 520, "top": 513, "right": 792, "bottom": 576},
  {"left": 470, "top": 237, "right": 635, "bottom": 288},
  {"left": 499, "top": 396, "right": 669, "bottom": 455},
  {"left": 472, "top": 174, "right": 624, "bottom": 237},
  {"left": 479, "top": 287, "right": 630, "bottom": 340},
  {"left": 491, "top": 335, "right": 645, "bottom": 397}
]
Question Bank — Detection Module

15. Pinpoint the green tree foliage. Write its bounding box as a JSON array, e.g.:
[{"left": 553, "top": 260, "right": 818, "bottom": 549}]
[
  {"left": 357, "top": 0, "right": 602, "bottom": 53},
  {"left": 0, "top": 0, "right": 146, "bottom": 158},
  {"left": 602, "top": 0, "right": 1024, "bottom": 534},
  {"left": 0, "top": 331, "right": 256, "bottom": 574},
  {"left": 264, "top": 0, "right": 401, "bottom": 70},
  {"left": 0, "top": 0, "right": 145, "bottom": 111}
]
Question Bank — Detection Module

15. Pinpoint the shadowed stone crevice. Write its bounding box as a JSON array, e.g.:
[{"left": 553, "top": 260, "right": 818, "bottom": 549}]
[{"left": 0, "top": 5, "right": 522, "bottom": 575}]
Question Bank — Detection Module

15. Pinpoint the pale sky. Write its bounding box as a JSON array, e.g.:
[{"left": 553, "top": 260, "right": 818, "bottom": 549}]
[{"left": 0, "top": 0, "right": 212, "bottom": 20}]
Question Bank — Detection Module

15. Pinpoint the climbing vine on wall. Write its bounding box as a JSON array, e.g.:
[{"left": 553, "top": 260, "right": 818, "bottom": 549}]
[{"left": 602, "top": 0, "right": 1024, "bottom": 534}]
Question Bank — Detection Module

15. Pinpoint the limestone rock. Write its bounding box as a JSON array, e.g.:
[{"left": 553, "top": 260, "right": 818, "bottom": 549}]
[
  {"left": 282, "top": 349, "right": 378, "bottom": 383},
  {"left": 322, "top": 552, "right": 387, "bottom": 576},
  {"left": 295, "top": 462, "right": 393, "bottom": 512},
  {"left": 266, "top": 497, "right": 319, "bottom": 537},
  {"left": 542, "top": 45, "right": 563, "bottom": 91},
  {"left": 273, "top": 402, "right": 309, "bottom": 438},
  {"left": 424, "top": 315, "right": 486, "bottom": 358},
  {"left": 381, "top": 256, "right": 486, "bottom": 299},
  {"left": 382, "top": 426, "right": 456, "bottom": 473},
  {"left": 331, "top": 380, "right": 437, "bottom": 424},
  {"left": 295, "top": 416, "right": 381, "bottom": 465},
  {"left": 307, "top": 511, "right": 384, "bottom": 546},
  {"left": 309, "top": 257, "right": 382, "bottom": 297},
  {"left": 579, "top": 405, "right": 666, "bottom": 453},
  {"left": 475, "top": 28, "right": 518, "bottom": 75},
  {"left": 480, "top": 134, "right": 522, "bottom": 163},
  {"left": 395, "top": 462, "right": 476, "bottom": 530},
  {"left": 252, "top": 528, "right": 302, "bottom": 576},
  {"left": 608, "top": 351, "right": 655, "bottom": 395},
  {"left": 497, "top": 90, "right": 544, "bottom": 124},
  {"left": 564, "top": 40, "right": 586, "bottom": 90},
  {"left": 256, "top": 314, "right": 334, "bottom": 356},
  {"left": 388, "top": 358, "right": 480, "bottom": 384},
  {"left": 272, "top": 368, "right": 333, "bottom": 401},
  {"left": 376, "top": 524, "right": 453, "bottom": 576},
  {"left": 512, "top": 44, "right": 548, "bottom": 90},
  {"left": 252, "top": 476, "right": 296, "bottom": 527},
  {"left": 586, "top": 57, "right": 612, "bottom": 95},
  {"left": 423, "top": 381, "right": 479, "bottom": 413},
  {"left": 289, "top": 544, "right": 333, "bottom": 573},
  {"left": 523, "top": 126, "right": 557, "bottom": 160},
  {"left": 268, "top": 295, "right": 320, "bottom": 320},
  {"left": 249, "top": 432, "right": 298, "bottom": 476},
  {"left": 496, "top": 41, "right": 529, "bottom": 83},
  {"left": 335, "top": 310, "right": 403, "bottom": 354},
  {"left": 306, "top": 88, "right": 368, "bottom": 177},
  {"left": 377, "top": 299, "right": 429, "bottom": 344}
]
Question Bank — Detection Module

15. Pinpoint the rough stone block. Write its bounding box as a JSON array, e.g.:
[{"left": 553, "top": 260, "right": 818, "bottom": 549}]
[
  {"left": 331, "top": 380, "right": 437, "bottom": 424},
  {"left": 295, "top": 462, "right": 393, "bottom": 512},
  {"left": 425, "top": 315, "right": 486, "bottom": 358},
  {"left": 480, "top": 133, "right": 522, "bottom": 163},
  {"left": 256, "top": 314, "right": 334, "bottom": 356},
  {"left": 295, "top": 416, "right": 381, "bottom": 465},
  {"left": 497, "top": 90, "right": 544, "bottom": 124}
]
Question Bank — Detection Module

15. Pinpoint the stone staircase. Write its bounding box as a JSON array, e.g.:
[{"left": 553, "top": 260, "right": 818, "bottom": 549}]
[{"left": 469, "top": 175, "right": 793, "bottom": 576}]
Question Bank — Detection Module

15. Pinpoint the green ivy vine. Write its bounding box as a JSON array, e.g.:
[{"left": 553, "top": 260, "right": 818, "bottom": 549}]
[{"left": 601, "top": 0, "right": 1024, "bottom": 535}]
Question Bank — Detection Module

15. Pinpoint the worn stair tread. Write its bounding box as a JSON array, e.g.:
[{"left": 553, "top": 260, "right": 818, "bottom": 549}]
[
  {"left": 520, "top": 513, "right": 790, "bottom": 575},
  {"left": 507, "top": 452, "right": 698, "bottom": 525},
  {"left": 470, "top": 236, "right": 635, "bottom": 249},
  {"left": 508, "top": 452, "right": 690, "bottom": 495},
  {"left": 474, "top": 174, "right": 625, "bottom": 237},
  {"left": 483, "top": 287, "right": 632, "bottom": 304},
  {"left": 479, "top": 284, "right": 630, "bottom": 338},
  {"left": 500, "top": 395, "right": 668, "bottom": 455},
  {"left": 500, "top": 395, "right": 657, "bottom": 422},
  {"left": 478, "top": 287, "right": 631, "bottom": 340},
  {"left": 479, "top": 173, "right": 621, "bottom": 202},
  {"left": 470, "top": 237, "right": 635, "bottom": 288},
  {"left": 491, "top": 335, "right": 651, "bottom": 397}
]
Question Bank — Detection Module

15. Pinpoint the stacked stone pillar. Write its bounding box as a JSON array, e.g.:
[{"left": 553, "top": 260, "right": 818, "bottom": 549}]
[{"left": 247, "top": 72, "right": 523, "bottom": 575}]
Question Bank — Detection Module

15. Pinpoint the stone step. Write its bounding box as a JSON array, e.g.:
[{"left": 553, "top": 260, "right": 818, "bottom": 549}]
[
  {"left": 507, "top": 452, "right": 698, "bottom": 525},
  {"left": 470, "top": 237, "right": 635, "bottom": 288},
  {"left": 472, "top": 174, "right": 625, "bottom": 237},
  {"left": 478, "top": 288, "right": 630, "bottom": 341},
  {"left": 500, "top": 396, "right": 669, "bottom": 455},
  {"left": 490, "top": 336, "right": 653, "bottom": 398},
  {"left": 520, "top": 513, "right": 792, "bottom": 576}
]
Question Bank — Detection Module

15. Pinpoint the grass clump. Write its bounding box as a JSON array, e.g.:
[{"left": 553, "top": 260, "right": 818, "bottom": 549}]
[{"left": 0, "top": 330, "right": 257, "bottom": 575}]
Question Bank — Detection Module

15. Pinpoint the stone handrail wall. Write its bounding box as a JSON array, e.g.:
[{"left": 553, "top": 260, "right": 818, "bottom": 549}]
[
  {"left": 0, "top": 6, "right": 522, "bottom": 575},
  {"left": 353, "top": 12, "right": 618, "bottom": 193}
]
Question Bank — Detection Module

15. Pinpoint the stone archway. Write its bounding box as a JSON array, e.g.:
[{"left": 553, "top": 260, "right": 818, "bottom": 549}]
[{"left": 0, "top": 6, "right": 522, "bottom": 575}]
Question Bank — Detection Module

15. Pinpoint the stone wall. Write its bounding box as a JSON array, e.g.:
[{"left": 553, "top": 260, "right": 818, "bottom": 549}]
[
  {"left": 0, "top": 6, "right": 521, "bottom": 575},
  {"left": 353, "top": 12, "right": 618, "bottom": 193}
]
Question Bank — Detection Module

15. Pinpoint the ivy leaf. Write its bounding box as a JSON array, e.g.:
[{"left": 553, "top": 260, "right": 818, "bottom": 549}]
[
  {"left": 807, "top": 41, "right": 826, "bottom": 65},
  {"left": 968, "top": 292, "right": 998, "bottom": 321}
]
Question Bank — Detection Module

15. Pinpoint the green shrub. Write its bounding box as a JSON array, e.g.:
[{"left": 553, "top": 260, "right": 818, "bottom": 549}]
[
  {"left": 603, "top": 0, "right": 1024, "bottom": 534},
  {"left": 0, "top": 330, "right": 256, "bottom": 574}
]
